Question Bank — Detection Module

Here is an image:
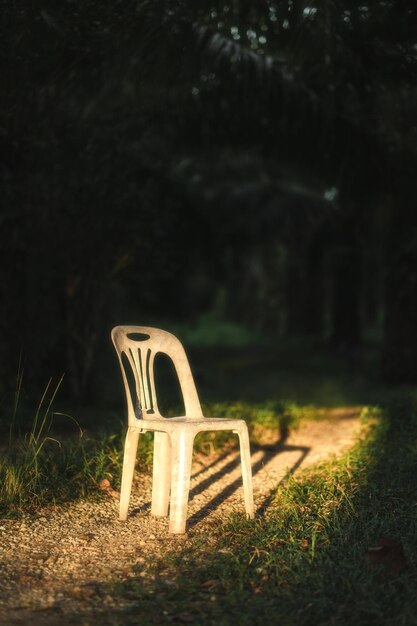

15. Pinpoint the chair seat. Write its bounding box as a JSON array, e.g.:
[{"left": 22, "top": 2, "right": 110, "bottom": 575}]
[{"left": 131, "top": 416, "right": 246, "bottom": 433}]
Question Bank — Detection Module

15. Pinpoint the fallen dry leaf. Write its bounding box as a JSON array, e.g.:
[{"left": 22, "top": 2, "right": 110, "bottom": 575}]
[
  {"left": 200, "top": 579, "right": 219, "bottom": 590},
  {"left": 175, "top": 611, "right": 195, "bottom": 623},
  {"left": 367, "top": 537, "right": 407, "bottom": 575},
  {"left": 98, "top": 479, "right": 119, "bottom": 499}
]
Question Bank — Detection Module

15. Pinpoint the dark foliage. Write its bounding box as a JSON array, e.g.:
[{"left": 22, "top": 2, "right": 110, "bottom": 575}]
[{"left": 1, "top": 1, "right": 417, "bottom": 401}]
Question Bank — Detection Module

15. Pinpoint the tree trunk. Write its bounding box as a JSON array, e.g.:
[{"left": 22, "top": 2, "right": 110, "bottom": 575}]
[
  {"left": 330, "top": 245, "right": 361, "bottom": 349},
  {"left": 304, "top": 240, "right": 325, "bottom": 336},
  {"left": 381, "top": 194, "right": 417, "bottom": 383},
  {"left": 286, "top": 246, "right": 305, "bottom": 334}
]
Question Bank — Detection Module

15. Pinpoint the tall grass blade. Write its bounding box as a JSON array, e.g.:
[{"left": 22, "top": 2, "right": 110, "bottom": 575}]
[
  {"left": 32, "top": 374, "right": 65, "bottom": 447},
  {"left": 9, "top": 351, "right": 25, "bottom": 450}
]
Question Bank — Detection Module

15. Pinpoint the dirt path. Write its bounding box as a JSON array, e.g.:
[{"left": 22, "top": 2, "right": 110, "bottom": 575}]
[{"left": 0, "top": 410, "right": 362, "bottom": 626}]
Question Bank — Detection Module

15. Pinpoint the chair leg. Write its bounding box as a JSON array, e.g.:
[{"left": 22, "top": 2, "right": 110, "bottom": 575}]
[
  {"left": 168, "top": 430, "right": 194, "bottom": 534},
  {"left": 119, "top": 428, "right": 140, "bottom": 521},
  {"left": 151, "top": 431, "right": 172, "bottom": 517},
  {"left": 238, "top": 425, "right": 255, "bottom": 519}
]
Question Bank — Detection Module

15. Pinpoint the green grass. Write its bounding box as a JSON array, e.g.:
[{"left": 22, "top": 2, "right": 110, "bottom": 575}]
[
  {"left": 0, "top": 373, "right": 126, "bottom": 513},
  {"left": 0, "top": 427, "right": 123, "bottom": 514},
  {"left": 102, "top": 395, "right": 417, "bottom": 626}
]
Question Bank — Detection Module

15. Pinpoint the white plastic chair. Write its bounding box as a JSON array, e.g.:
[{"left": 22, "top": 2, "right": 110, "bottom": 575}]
[{"left": 111, "top": 325, "right": 254, "bottom": 534}]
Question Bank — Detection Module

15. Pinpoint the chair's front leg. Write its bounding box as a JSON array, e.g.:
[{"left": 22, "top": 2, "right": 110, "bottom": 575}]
[
  {"left": 168, "top": 430, "right": 194, "bottom": 534},
  {"left": 237, "top": 425, "right": 255, "bottom": 519},
  {"left": 151, "top": 431, "right": 172, "bottom": 517},
  {"left": 119, "top": 427, "right": 140, "bottom": 521}
]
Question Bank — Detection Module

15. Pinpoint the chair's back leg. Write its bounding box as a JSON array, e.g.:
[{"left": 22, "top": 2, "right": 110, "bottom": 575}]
[
  {"left": 238, "top": 425, "right": 255, "bottom": 519},
  {"left": 120, "top": 428, "right": 140, "bottom": 521},
  {"left": 151, "top": 431, "right": 172, "bottom": 517},
  {"left": 168, "top": 430, "right": 195, "bottom": 533}
]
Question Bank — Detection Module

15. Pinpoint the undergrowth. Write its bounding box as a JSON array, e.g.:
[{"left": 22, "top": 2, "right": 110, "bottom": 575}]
[{"left": 0, "top": 373, "right": 125, "bottom": 514}]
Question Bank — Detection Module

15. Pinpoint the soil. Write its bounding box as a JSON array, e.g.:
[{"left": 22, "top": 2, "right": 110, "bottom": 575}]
[{"left": 0, "top": 409, "right": 362, "bottom": 626}]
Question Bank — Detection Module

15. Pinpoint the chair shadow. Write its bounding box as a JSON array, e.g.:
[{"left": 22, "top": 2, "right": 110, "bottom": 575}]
[
  {"left": 129, "top": 440, "right": 310, "bottom": 523},
  {"left": 130, "top": 502, "right": 151, "bottom": 516},
  {"left": 191, "top": 448, "right": 234, "bottom": 480},
  {"left": 187, "top": 440, "right": 310, "bottom": 529},
  {"left": 129, "top": 449, "right": 234, "bottom": 516}
]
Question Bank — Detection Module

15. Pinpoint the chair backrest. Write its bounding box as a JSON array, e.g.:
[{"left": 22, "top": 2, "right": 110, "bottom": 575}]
[{"left": 111, "top": 326, "right": 203, "bottom": 425}]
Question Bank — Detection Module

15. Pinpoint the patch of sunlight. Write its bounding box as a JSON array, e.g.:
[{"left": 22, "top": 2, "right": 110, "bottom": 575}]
[
  {"left": 303, "top": 7, "right": 318, "bottom": 17},
  {"left": 269, "top": 7, "right": 278, "bottom": 22},
  {"left": 324, "top": 186, "right": 338, "bottom": 201}
]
